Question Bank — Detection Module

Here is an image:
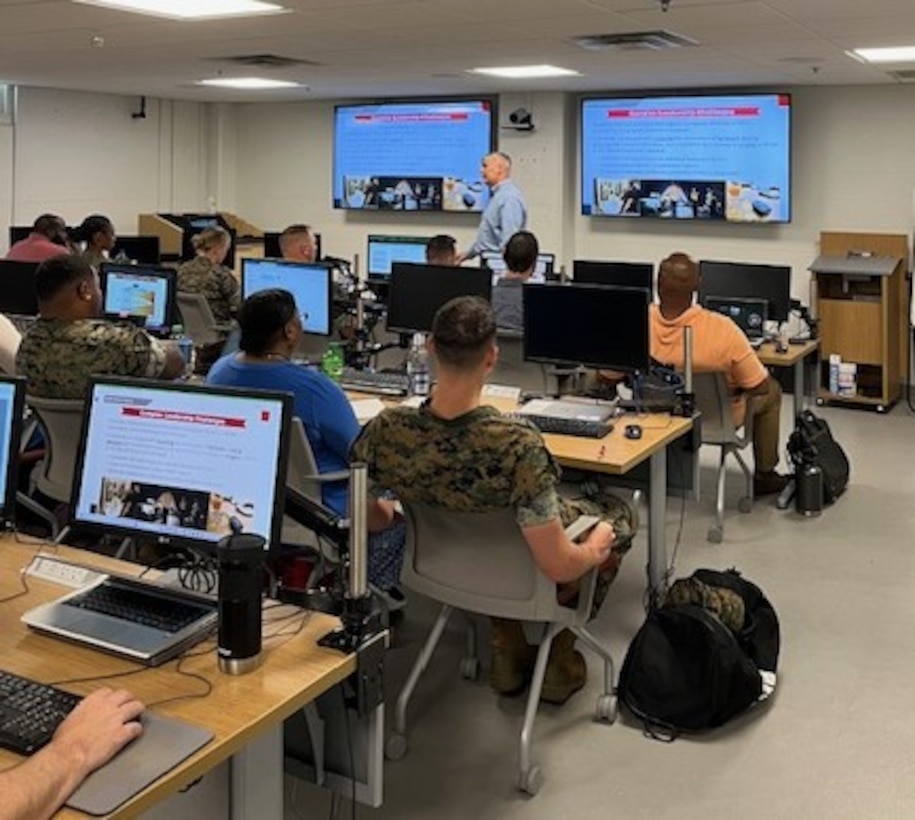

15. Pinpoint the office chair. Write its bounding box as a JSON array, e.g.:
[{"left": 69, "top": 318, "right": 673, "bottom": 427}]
[
  {"left": 386, "top": 503, "right": 617, "bottom": 796},
  {"left": 492, "top": 330, "right": 554, "bottom": 394},
  {"left": 176, "top": 291, "right": 238, "bottom": 373},
  {"left": 692, "top": 371, "right": 755, "bottom": 543}
]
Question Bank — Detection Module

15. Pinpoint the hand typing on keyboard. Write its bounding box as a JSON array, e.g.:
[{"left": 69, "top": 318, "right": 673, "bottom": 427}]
[{"left": 0, "top": 685, "right": 144, "bottom": 820}]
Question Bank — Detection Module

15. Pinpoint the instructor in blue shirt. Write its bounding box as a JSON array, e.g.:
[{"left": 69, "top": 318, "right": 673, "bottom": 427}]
[{"left": 458, "top": 152, "right": 528, "bottom": 262}]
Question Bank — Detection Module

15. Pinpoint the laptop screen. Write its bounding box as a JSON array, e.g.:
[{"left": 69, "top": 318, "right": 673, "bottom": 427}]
[
  {"left": 0, "top": 377, "right": 25, "bottom": 525},
  {"left": 481, "top": 251, "right": 555, "bottom": 280},
  {"left": 366, "top": 235, "right": 431, "bottom": 279},
  {"left": 241, "top": 258, "right": 332, "bottom": 337},
  {"left": 100, "top": 263, "right": 177, "bottom": 334},
  {"left": 71, "top": 378, "right": 292, "bottom": 553}
]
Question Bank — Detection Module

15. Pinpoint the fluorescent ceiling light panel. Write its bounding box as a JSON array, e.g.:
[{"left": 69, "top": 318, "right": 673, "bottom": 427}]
[
  {"left": 850, "top": 46, "right": 915, "bottom": 64},
  {"left": 197, "top": 77, "right": 300, "bottom": 89},
  {"left": 72, "top": 0, "right": 287, "bottom": 21},
  {"left": 468, "top": 64, "right": 581, "bottom": 79}
]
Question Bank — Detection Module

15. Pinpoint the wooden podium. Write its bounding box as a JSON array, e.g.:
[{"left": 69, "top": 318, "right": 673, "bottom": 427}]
[{"left": 138, "top": 212, "right": 263, "bottom": 261}]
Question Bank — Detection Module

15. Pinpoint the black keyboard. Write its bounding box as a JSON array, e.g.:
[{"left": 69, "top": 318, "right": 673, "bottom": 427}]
[
  {"left": 507, "top": 413, "right": 613, "bottom": 439},
  {"left": 339, "top": 367, "right": 409, "bottom": 397},
  {"left": 62, "top": 580, "right": 211, "bottom": 633},
  {"left": 0, "top": 670, "right": 81, "bottom": 754}
]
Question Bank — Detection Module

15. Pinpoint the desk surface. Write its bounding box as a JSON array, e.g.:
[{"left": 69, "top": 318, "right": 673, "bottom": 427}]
[
  {"left": 756, "top": 338, "right": 819, "bottom": 367},
  {"left": 0, "top": 538, "right": 355, "bottom": 819}
]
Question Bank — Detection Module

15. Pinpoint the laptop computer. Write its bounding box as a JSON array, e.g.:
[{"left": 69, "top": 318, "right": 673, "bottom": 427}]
[
  {"left": 705, "top": 295, "right": 768, "bottom": 340},
  {"left": 22, "top": 573, "right": 217, "bottom": 666},
  {"left": 514, "top": 398, "right": 616, "bottom": 425}
]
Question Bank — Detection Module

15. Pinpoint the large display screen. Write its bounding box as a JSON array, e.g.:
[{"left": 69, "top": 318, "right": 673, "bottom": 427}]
[
  {"left": 333, "top": 99, "right": 496, "bottom": 212},
  {"left": 581, "top": 93, "right": 791, "bottom": 223}
]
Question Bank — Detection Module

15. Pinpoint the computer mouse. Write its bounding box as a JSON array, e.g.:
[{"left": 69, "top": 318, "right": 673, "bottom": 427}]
[{"left": 624, "top": 424, "right": 643, "bottom": 440}]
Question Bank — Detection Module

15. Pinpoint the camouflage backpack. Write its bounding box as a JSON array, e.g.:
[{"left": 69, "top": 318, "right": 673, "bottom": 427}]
[{"left": 618, "top": 568, "right": 779, "bottom": 738}]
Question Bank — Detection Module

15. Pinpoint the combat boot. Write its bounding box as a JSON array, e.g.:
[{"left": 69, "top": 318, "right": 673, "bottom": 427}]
[
  {"left": 489, "top": 618, "right": 535, "bottom": 695},
  {"left": 541, "top": 628, "right": 587, "bottom": 705}
]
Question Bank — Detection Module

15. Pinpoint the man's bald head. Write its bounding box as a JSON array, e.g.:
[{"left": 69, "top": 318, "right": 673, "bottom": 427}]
[
  {"left": 481, "top": 152, "right": 512, "bottom": 186},
  {"left": 657, "top": 252, "right": 700, "bottom": 304}
]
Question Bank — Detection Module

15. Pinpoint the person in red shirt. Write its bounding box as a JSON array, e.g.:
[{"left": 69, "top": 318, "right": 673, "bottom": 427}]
[{"left": 6, "top": 215, "right": 71, "bottom": 263}]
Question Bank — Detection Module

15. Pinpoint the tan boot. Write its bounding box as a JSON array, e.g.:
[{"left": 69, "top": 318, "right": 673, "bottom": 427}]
[
  {"left": 489, "top": 618, "right": 536, "bottom": 696},
  {"left": 541, "top": 629, "right": 587, "bottom": 705}
]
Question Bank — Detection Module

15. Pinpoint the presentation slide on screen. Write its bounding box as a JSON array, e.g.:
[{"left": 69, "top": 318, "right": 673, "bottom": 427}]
[
  {"left": 367, "top": 237, "right": 429, "bottom": 277},
  {"left": 0, "top": 383, "right": 14, "bottom": 507},
  {"left": 104, "top": 271, "right": 168, "bottom": 329},
  {"left": 74, "top": 383, "right": 285, "bottom": 545},
  {"left": 581, "top": 95, "right": 791, "bottom": 223},
  {"left": 242, "top": 260, "right": 331, "bottom": 336},
  {"left": 334, "top": 101, "right": 493, "bottom": 212}
]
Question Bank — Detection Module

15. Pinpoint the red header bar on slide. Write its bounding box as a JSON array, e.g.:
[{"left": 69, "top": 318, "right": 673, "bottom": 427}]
[
  {"left": 608, "top": 107, "right": 761, "bottom": 119},
  {"left": 353, "top": 113, "right": 469, "bottom": 123},
  {"left": 121, "top": 407, "right": 246, "bottom": 428}
]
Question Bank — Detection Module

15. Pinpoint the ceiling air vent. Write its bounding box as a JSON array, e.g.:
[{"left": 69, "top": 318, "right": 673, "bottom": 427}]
[
  {"left": 886, "top": 69, "right": 915, "bottom": 83},
  {"left": 211, "top": 54, "right": 321, "bottom": 68},
  {"left": 573, "top": 30, "right": 698, "bottom": 52}
]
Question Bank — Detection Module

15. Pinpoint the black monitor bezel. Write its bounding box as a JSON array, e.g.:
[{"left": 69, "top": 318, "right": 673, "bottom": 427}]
[
  {"left": 0, "top": 261, "right": 39, "bottom": 316},
  {"left": 240, "top": 258, "right": 334, "bottom": 338},
  {"left": 0, "top": 376, "right": 26, "bottom": 526},
  {"left": 522, "top": 282, "right": 651, "bottom": 372},
  {"left": 99, "top": 262, "right": 178, "bottom": 334},
  {"left": 366, "top": 234, "right": 434, "bottom": 281},
  {"left": 69, "top": 376, "right": 293, "bottom": 555},
  {"left": 572, "top": 260, "right": 653, "bottom": 292},
  {"left": 386, "top": 262, "right": 493, "bottom": 335},
  {"left": 698, "top": 259, "right": 792, "bottom": 323}
]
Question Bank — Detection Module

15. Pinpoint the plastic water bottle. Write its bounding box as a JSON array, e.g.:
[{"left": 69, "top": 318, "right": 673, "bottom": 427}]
[
  {"left": 322, "top": 342, "right": 345, "bottom": 382},
  {"left": 407, "top": 333, "right": 430, "bottom": 397},
  {"left": 171, "top": 324, "right": 195, "bottom": 376}
]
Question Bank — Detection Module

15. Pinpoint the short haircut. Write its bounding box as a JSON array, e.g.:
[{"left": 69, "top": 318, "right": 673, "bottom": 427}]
[
  {"left": 431, "top": 296, "right": 496, "bottom": 370},
  {"left": 191, "top": 226, "right": 230, "bottom": 253},
  {"left": 487, "top": 151, "right": 512, "bottom": 169},
  {"left": 426, "top": 234, "right": 456, "bottom": 264},
  {"left": 76, "top": 214, "right": 112, "bottom": 244},
  {"left": 35, "top": 254, "right": 94, "bottom": 304},
  {"left": 658, "top": 252, "right": 699, "bottom": 294},
  {"left": 237, "top": 288, "right": 297, "bottom": 356},
  {"left": 33, "top": 214, "right": 65, "bottom": 239},
  {"left": 279, "top": 224, "right": 313, "bottom": 251},
  {"left": 503, "top": 231, "right": 539, "bottom": 274}
]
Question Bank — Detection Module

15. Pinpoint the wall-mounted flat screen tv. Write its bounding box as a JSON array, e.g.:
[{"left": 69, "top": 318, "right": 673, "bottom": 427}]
[
  {"left": 581, "top": 93, "right": 791, "bottom": 223},
  {"left": 333, "top": 99, "right": 496, "bottom": 213}
]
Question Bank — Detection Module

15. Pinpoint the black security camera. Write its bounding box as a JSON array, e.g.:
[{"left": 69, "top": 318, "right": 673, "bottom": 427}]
[{"left": 507, "top": 107, "right": 534, "bottom": 131}]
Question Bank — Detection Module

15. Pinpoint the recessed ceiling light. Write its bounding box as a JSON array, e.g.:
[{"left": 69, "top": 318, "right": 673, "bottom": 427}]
[
  {"left": 468, "top": 64, "right": 581, "bottom": 79},
  {"left": 197, "top": 77, "right": 302, "bottom": 89},
  {"left": 72, "top": 0, "right": 287, "bottom": 21},
  {"left": 850, "top": 46, "right": 915, "bottom": 64}
]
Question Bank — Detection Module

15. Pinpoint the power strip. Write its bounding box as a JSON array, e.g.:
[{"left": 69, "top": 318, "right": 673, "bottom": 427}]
[{"left": 24, "top": 555, "right": 105, "bottom": 589}]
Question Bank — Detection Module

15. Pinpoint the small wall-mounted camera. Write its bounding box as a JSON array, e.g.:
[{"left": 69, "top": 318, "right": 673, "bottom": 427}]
[{"left": 504, "top": 107, "right": 534, "bottom": 132}]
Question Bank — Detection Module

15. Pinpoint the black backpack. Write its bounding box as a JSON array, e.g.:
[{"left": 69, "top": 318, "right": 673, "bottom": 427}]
[
  {"left": 787, "top": 410, "right": 850, "bottom": 504},
  {"left": 618, "top": 569, "right": 779, "bottom": 739}
]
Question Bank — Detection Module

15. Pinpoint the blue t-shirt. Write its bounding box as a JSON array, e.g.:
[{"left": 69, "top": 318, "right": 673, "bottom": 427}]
[{"left": 207, "top": 355, "right": 359, "bottom": 515}]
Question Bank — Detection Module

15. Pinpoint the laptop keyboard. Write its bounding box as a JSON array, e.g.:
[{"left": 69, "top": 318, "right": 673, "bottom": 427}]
[
  {"left": 63, "top": 580, "right": 212, "bottom": 633},
  {"left": 0, "top": 670, "right": 81, "bottom": 755}
]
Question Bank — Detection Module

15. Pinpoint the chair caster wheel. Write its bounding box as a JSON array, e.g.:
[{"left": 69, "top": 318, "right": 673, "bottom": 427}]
[
  {"left": 738, "top": 497, "right": 752, "bottom": 513},
  {"left": 707, "top": 526, "right": 723, "bottom": 544},
  {"left": 877, "top": 404, "right": 887, "bottom": 414},
  {"left": 460, "top": 657, "right": 479, "bottom": 680},
  {"left": 595, "top": 693, "right": 617, "bottom": 723},
  {"left": 385, "top": 733, "right": 407, "bottom": 761},
  {"left": 518, "top": 765, "right": 543, "bottom": 796}
]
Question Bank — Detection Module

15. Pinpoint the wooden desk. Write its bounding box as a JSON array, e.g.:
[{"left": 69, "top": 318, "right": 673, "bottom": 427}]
[
  {"left": 0, "top": 539, "right": 355, "bottom": 819},
  {"left": 757, "top": 339, "right": 820, "bottom": 419}
]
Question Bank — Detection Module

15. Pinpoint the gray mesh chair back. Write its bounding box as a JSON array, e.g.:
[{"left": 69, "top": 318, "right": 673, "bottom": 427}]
[
  {"left": 26, "top": 395, "right": 84, "bottom": 503},
  {"left": 692, "top": 371, "right": 755, "bottom": 542},
  {"left": 176, "top": 291, "right": 226, "bottom": 347},
  {"left": 492, "top": 330, "right": 550, "bottom": 394}
]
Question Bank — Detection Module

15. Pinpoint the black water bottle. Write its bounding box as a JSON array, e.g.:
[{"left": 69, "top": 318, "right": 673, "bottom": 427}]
[
  {"left": 217, "top": 533, "right": 265, "bottom": 675},
  {"left": 795, "top": 463, "right": 824, "bottom": 518}
]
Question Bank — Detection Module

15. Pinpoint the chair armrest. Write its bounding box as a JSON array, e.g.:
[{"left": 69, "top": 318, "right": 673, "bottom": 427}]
[
  {"left": 563, "top": 515, "right": 602, "bottom": 620},
  {"left": 299, "top": 470, "right": 350, "bottom": 484},
  {"left": 213, "top": 322, "right": 235, "bottom": 334}
]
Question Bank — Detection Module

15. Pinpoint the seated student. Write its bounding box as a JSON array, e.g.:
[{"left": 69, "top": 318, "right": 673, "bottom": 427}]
[
  {"left": 5, "top": 214, "right": 71, "bottom": 263},
  {"left": 176, "top": 227, "right": 239, "bottom": 324},
  {"left": 206, "top": 289, "right": 405, "bottom": 597},
  {"left": 425, "top": 234, "right": 457, "bottom": 266},
  {"left": 352, "top": 296, "right": 636, "bottom": 704},
  {"left": 278, "top": 224, "right": 318, "bottom": 264},
  {"left": 0, "top": 687, "right": 144, "bottom": 820},
  {"left": 651, "top": 252, "right": 788, "bottom": 495},
  {"left": 16, "top": 255, "right": 184, "bottom": 399},
  {"left": 491, "top": 230, "right": 538, "bottom": 333},
  {"left": 75, "top": 214, "right": 116, "bottom": 272}
]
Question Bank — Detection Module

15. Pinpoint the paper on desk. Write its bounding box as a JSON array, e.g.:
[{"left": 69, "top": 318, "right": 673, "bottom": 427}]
[
  {"left": 400, "top": 395, "right": 425, "bottom": 408},
  {"left": 349, "top": 398, "right": 387, "bottom": 423},
  {"left": 482, "top": 383, "right": 522, "bottom": 402}
]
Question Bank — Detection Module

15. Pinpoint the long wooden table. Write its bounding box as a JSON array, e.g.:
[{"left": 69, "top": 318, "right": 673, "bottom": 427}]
[{"left": 0, "top": 538, "right": 355, "bottom": 819}]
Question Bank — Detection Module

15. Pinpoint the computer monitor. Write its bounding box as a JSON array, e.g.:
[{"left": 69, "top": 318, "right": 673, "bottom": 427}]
[
  {"left": 0, "top": 376, "right": 26, "bottom": 526},
  {"left": 111, "top": 236, "right": 161, "bottom": 265},
  {"left": 241, "top": 258, "right": 332, "bottom": 337},
  {"left": 263, "top": 231, "right": 323, "bottom": 262},
  {"left": 8, "top": 226, "right": 32, "bottom": 246},
  {"left": 0, "top": 261, "right": 39, "bottom": 316},
  {"left": 523, "top": 283, "right": 651, "bottom": 372},
  {"left": 573, "top": 260, "right": 653, "bottom": 292},
  {"left": 481, "top": 250, "right": 555, "bottom": 280},
  {"left": 366, "top": 235, "right": 431, "bottom": 280},
  {"left": 386, "top": 263, "right": 492, "bottom": 335},
  {"left": 99, "top": 263, "right": 178, "bottom": 336},
  {"left": 698, "top": 260, "right": 792, "bottom": 324},
  {"left": 70, "top": 377, "right": 293, "bottom": 554}
]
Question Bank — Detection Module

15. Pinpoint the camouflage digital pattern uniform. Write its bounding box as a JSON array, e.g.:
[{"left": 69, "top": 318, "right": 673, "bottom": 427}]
[
  {"left": 16, "top": 318, "right": 167, "bottom": 399},
  {"left": 176, "top": 256, "right": 240, "bottom": 323},
  {"left": 665, "top": 577, "right": 746, "bottom": 633},
  {"left": 351, "top": 403, "right": 636, "bottom": 615}
]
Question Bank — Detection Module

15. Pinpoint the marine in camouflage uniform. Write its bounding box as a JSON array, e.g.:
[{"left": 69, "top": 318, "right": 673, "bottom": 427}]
[
  {"left": 176, "top": 256, "right": 240, "bottom": 324},
  {"left": 351, "top": 402, "right": 636, "bottom": 616},
  {"left": 16, "top": 318, "right": 167, "bottom": 399}
]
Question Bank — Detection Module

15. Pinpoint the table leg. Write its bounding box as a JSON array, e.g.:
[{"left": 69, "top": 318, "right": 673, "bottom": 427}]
[
  {"left": 231, "top": 724, "right": 284, "bottom": 820},
  {"left": 647, "top": 445, "right": 668, "bottom": 601}
]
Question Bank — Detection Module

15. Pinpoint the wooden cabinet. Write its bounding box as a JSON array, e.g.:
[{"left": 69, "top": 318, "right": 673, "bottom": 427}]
[{"left": 811, "top": 232, "right": 909, "bottom": 412}]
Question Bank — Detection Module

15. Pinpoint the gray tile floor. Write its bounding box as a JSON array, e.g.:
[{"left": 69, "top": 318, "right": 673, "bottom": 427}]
[{"left": 285, "top": 396, "right": 915, "bottom": 819}]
